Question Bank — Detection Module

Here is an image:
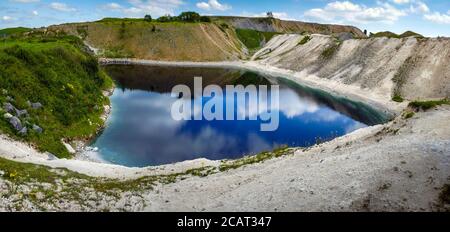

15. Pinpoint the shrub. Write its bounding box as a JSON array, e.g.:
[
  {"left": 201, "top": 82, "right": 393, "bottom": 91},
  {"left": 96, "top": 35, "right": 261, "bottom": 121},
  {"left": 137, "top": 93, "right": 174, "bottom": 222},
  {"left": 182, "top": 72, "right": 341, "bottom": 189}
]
[
  {"left": 200, "top": 16, "right": 211, "bottom": 22},
  {"left": 408, "top": 99, "right": 450, "bottom": 111},
  {"left": 403, "top": 112, "right": 415, "bottom": 119},
  {"left": 392, "top": 94, "right": 404, "bottom": 103},
  {"left": 144, "top": 15, "right": 152, "bottom": 22},
  {"left": 321, "top": 43, "right": 340, "bottom": 59},
  {"left": 178, "top": 11, "right": 201, "bottom": 22},
  {"left": 298, "top": 35, "right": 311, "bottom": 45}
]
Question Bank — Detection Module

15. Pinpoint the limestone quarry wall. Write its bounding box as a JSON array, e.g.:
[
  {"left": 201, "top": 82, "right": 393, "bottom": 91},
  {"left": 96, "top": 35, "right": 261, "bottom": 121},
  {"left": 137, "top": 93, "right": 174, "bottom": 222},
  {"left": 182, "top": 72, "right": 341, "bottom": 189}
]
[{"left": 253, "top": 34, "right": 450, "bottom": 101}]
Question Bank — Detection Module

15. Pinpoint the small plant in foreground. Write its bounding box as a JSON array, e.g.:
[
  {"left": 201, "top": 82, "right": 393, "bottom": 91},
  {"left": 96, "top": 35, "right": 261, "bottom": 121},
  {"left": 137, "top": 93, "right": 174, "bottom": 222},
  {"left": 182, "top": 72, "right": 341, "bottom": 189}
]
[{"left": 392, "top": 94, "right": 404, "bottom": 103}]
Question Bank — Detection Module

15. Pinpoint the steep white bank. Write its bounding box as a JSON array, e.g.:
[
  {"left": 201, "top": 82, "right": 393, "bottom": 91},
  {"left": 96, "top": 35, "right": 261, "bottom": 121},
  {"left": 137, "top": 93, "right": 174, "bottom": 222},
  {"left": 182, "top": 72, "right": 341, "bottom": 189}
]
[{"left": 253, "top": 34, "right": 450, "bottom": 101}]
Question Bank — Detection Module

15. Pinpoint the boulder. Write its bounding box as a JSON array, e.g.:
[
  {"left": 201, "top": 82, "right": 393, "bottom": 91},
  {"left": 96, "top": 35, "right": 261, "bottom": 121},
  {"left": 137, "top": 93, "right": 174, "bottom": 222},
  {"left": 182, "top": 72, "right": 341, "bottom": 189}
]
[
  {"left": 3, "top": 113, "right": 13, "bottom": 119},
  {"left": 31, "top": 102, "right": 43, "bottom": 109},
  {"left": 9, "top": 116, "right": 22, "bottom": 131},
  {"left": 32, "top": 124, "right": 43, "bottom": 134},
  {"left": 19, "top": 127, "right": 27, "bottom": 135},
  {"left": 3, "top": 102, "right": 16, "bottom": 113},
  {"left": 15, "top": 109, "right": 28, "bottom": 118}
]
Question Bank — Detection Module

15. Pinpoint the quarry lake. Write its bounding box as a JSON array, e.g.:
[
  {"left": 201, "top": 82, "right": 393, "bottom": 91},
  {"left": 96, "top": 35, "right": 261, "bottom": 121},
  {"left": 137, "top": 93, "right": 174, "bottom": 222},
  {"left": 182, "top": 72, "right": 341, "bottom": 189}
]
[{"left": 88, "top": 64, "right": 388, "bottom": 167}]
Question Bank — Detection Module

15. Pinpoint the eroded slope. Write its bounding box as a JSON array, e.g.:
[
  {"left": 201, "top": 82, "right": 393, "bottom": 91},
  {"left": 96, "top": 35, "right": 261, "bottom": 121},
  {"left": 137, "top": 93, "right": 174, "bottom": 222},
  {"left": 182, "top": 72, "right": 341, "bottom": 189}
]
[{"left": 253, "top": 34, "right": 450, "bottom": 101}]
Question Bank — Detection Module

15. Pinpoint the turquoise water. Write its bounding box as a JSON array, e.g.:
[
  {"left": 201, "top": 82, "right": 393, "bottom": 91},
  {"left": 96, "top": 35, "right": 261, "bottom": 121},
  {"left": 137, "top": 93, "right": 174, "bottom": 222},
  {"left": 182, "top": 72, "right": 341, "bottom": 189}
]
[{"left": 90, "top": 65, "right": 388, "bottom": 167}]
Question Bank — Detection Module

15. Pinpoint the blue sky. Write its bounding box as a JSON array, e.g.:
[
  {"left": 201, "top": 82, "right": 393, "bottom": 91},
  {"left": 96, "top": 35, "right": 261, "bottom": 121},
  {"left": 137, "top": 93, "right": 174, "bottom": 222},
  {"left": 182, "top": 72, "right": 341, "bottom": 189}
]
[{"left": 1, "top": 0, "right": 450, "bottom": 36}]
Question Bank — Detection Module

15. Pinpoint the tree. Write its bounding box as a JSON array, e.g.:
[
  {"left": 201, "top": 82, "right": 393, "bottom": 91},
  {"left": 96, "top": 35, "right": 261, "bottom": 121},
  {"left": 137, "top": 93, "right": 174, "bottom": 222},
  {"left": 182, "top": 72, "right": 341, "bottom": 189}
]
[
  {"left": 363, "top": 29, "right": 367, "bottom": 36},
  {"left": 267, "top": 12, "right": 274, "bottom": 18},
  {"left": 200, "top": 16, "right": 211, "bottom": 22},
  {"left": 178, "top": 11, "right": 201, "bottom": 22},
  {"left": 157, "top": 15, "right": 174, "bottom": 22},
  {"left": 144, "top": 15, "right": 152, "bottom": 22}
]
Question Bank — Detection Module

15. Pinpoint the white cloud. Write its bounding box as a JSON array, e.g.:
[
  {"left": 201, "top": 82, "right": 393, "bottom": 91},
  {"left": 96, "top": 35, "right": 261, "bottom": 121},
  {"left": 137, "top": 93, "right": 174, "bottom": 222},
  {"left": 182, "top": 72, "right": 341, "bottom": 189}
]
[
  {"left": 104, "top": 3, "right": 123, "bottom": 10},
  {"left": 304, "top": 1, "right": 407, "bottom": 24},
  {"left": 409, "top": 1, "right": 429, "bottom": 14},
  {"left": 196, "top": 0, "right": 231, "bottom": 11},
  {"left": 32, "top": 10, "right": 38, "bottom": 16},
  {"left": 102, "top": 0, "right": 184, "bottom": 17},
  {"left": 50, "top": 2, "right": 76, "bottom": 12},
  {"left": 2, "top": 16, "right": 13, "bottom": 21},
  {"left": 424, "top": 12, "right": 450, "bottom": 24},
  {"left": 392, "top": 0, "right": 410, "bottom": 4}
]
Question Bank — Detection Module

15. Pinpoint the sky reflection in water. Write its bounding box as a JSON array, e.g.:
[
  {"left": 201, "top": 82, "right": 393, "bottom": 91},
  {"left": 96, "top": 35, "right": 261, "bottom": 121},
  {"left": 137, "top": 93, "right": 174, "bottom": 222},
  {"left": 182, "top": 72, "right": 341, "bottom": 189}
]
[{"left": 88, "top": 65, "right": 386, "bottom": 167}]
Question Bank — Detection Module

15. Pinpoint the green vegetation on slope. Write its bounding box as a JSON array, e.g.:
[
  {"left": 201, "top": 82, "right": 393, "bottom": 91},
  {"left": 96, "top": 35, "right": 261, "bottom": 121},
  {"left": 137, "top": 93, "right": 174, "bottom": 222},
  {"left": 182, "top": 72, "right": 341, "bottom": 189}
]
[
  {"left": 298, "top": 35, "right": 311, "bottom": 45},
  {"left": 399, "top": 31, "right": 424, "bottom": 38},
  {"left": 0, "top": 33, "right": 113, "bottom": 158},
  {"left": 408, "top": 99, "right": 450, "bottom": 111},
  {"left": 321, "top": 42, "right": 341, "bottom": 59},
  {"left": 0, "top": 27, "right": 32, "bottom": 37},
  {"left": 370, "top": 31, "right": 424, "bottom": 39},
  {"left": 235, "top": 28, "right": 280, "bottom": 51},
  {"left": 54, "top": 18, "right": 245, "bottom": 61}
]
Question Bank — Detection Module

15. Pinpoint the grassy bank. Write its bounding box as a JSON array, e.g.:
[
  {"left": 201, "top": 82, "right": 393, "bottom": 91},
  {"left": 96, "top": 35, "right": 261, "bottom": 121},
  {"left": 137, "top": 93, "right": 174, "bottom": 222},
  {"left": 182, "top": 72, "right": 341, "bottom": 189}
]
[
  {"left": 235, "top": 28, "right": 280, "bottom": 51},
  {"left": 0, "top": 32, "right": 113, "bottom": 158}
]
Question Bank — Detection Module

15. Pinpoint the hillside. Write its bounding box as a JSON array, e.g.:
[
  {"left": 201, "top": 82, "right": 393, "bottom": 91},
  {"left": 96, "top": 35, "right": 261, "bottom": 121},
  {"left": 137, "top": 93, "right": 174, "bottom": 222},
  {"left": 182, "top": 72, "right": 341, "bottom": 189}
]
[
  {"left": 49, "top": 19, "right": 245, "bottom": 61},
  {"left": 211, "top": 16, "right": 366, "bottom": 37},
  {"left": 46, "top": 17, "right": 367, "bottom": 61},
  {"left": 0, "top": 32, "right": 112, "bottom": 158},
  {"left": 252, "top": 34, "right": 450, "bottom": 102}
]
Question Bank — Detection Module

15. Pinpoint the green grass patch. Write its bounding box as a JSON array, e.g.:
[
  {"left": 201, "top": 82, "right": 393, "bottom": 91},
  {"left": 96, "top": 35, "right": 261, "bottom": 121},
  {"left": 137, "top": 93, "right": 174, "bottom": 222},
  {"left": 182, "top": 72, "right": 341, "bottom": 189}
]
[
  {"left": 298, "top": 35, "right": 311, "bottom": 45},
  {"left": 0, "top": 27, "right": 32, "bottom": 37},
  {"left": 370, "top": 31, "right": 424, "bottom": 39},
  {"left": 235, "top": 29, "right": 280, "bottom": 50},
  {"left": 219, "top": 146, "right": 293, "bottom": 172},
  {"left": 321, "top": 43, "right": 340, "bottom": 59},
  {"left": 235, "top": 28, "right": 263, "bottom": 50},
  {"left": 399, "top": 31, "right": 424, "bottom": 38},
  {"left": 408, "top": 99, "right": 450, "bottom": 111},
  {"left": 403, "top": 111, "right": 415, "bottom": 119},
  {"left": 392, "top": 94, "right": 404, "bottom": 103},
  {"left": 0, "top": 33, "right": 113, "bottom": 158}
]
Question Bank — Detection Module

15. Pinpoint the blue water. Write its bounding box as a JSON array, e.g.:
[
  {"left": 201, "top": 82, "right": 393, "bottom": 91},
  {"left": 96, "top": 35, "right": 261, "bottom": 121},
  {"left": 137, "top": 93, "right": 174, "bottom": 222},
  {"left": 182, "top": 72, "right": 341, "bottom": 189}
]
[{"left": 91, "top": 65, "right": 387, "bottom": 167}]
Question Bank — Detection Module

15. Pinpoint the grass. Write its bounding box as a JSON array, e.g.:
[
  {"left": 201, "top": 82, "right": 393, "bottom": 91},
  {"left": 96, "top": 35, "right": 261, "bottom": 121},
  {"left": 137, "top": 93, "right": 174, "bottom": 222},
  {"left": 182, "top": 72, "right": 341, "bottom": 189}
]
[
  {"left": 235, "top": 28, "right": 280, "bottom": 50},
  {"left": 235, "top": 28, "right": 263, "bottom": 50},
  {"left": 298, "top": 35, "right": 311, "bottom": 45},
  {"left": 321, "top": 42, "right": 340, "bottom": 59},
  {"left": 219, "top": 146, "right": 293, "bottom": 172},
  {"left": 403, "top": 111, "right": 415, "bottom": 119},
  {"left": 370, "top": 31, "right": 400, "bottom": 38},
  {"left": 370, "top": 31, "right": 424, "bottom": 39},
  {"left": 399, "top": 31, "right": 424, "bottom": 38},
  {"left": 408, "top": 99, "right": 450, "bottom": 111},
  {"left": 0, "top": 33, "right": 113, "bottom": 158},
  {"left": 392, "top": 94, "right": 404, "bottom": 103},
  {"left": 0, "top": 27, "right": 32, "bottom": 36}
]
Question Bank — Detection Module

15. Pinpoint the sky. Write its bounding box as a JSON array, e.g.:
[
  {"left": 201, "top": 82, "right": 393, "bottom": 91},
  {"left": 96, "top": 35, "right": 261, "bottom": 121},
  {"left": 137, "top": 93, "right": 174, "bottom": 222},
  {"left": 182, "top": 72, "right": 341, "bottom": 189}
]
[{"left": 1, "top": 0, "right": 450, "bottom": 37}]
